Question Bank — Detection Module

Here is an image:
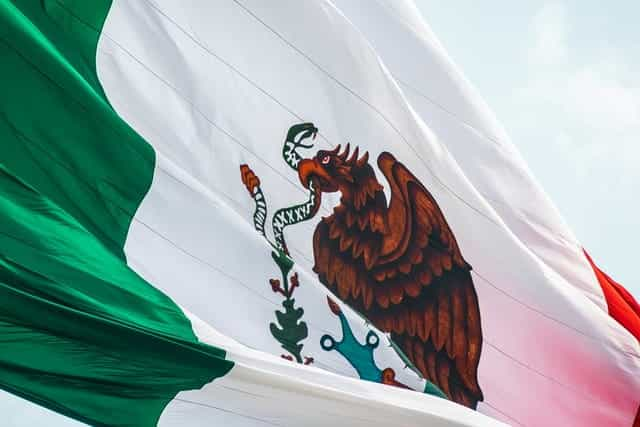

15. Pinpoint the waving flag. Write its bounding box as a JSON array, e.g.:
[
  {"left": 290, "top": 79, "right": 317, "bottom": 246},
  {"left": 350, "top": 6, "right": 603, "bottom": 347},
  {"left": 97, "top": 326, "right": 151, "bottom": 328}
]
[{"left": 1, "top": 1, "right": 638, "bottom": 426}]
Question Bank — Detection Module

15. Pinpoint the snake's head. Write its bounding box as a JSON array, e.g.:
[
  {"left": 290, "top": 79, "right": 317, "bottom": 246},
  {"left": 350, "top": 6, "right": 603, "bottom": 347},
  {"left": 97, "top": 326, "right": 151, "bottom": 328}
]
[{"left": 286, "top": 122, "right": 318, "bottom": 148}]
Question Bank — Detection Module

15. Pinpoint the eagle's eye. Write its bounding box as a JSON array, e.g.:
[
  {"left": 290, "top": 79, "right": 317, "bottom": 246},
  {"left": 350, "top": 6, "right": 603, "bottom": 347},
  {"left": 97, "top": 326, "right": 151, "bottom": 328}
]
[{"left": 320, "top": 154, "right": 331, "bottom": 165}]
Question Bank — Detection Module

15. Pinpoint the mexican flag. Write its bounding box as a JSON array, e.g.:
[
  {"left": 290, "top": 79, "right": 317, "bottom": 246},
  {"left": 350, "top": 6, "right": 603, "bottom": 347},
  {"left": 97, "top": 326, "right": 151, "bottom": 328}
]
[{"left": 1, "top": 1, "right": 638, "bottom": 426}]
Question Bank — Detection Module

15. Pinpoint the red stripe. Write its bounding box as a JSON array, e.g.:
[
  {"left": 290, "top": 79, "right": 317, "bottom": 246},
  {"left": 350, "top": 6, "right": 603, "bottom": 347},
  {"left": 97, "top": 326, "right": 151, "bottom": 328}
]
[{"left": 584, "top": 250, "right": 640, "bottom": 342}]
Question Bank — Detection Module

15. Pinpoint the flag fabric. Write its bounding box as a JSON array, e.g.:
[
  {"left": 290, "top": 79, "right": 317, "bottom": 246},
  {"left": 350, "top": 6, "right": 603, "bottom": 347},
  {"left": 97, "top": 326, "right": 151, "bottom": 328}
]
[{"left": 0, "top": 1, "right": 638, "bottom": 426}]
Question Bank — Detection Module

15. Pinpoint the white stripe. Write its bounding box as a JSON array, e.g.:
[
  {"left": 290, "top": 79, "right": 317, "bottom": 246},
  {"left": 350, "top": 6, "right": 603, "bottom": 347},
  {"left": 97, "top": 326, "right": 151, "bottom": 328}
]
[{"left": 167, "top": 311, "right": 503, "bottom": 427}]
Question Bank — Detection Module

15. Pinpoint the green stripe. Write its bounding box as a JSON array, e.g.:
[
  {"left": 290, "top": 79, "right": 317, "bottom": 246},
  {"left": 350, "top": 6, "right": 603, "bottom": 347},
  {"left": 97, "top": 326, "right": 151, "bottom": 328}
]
[
  {"left": 1, "top": 0, "right": 150, "bottom": 257},
  {"left": 0, "top": 1, "right": 233, "bottom": 425}
]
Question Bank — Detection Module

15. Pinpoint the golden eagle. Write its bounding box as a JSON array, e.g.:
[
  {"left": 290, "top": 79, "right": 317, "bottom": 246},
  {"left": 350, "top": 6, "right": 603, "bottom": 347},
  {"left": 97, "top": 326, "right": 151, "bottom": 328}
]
[{"left": 298, "top": 144, "right": 484, "bottom": 408}]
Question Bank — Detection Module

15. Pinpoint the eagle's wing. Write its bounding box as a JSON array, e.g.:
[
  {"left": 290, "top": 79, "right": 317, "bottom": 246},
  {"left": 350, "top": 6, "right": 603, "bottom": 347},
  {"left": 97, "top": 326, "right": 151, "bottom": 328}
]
[{"left": 369, "top": 152, "right": 484, "bottom": 408}]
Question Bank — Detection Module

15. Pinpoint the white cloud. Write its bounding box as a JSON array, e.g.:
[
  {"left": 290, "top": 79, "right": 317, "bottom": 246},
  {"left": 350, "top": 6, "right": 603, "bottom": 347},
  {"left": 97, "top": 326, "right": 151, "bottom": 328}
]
[
  {"left": 566, "top": 65, "right": 640, "bottom": 130},
  {"left": 519, "top": 64, "right": 640, "bottom": 132},
  {"left": 528, "top": 3, "right": 568, "bottom": 66},
  {"left": 517, "top": 3, "right": 640, "bottom": 185}
]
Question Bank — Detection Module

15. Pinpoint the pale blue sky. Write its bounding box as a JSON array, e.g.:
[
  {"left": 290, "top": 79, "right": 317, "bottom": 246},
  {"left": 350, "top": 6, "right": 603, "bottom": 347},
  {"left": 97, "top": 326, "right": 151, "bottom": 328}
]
[
  {"left": 416, "top": 0, "right": 639, "bottom": 297},
  {"left": 3, "top": 2, "right": 639, "bottom": 425}
]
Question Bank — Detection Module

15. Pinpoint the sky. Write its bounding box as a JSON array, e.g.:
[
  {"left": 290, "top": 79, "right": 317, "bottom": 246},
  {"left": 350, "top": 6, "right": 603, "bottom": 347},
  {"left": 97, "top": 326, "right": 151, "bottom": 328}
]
[
  {"left": 2, "top": 1, "right": 639, "bottom": 425},
  {"left": 415, "top": 0, "right": 639, "bottom": 297}
]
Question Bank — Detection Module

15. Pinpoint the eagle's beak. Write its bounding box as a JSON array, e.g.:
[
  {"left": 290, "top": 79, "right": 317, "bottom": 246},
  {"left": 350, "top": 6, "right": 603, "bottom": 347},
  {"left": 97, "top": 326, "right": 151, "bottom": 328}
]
[{"left": 298, "top": 158, "right": 332, "bottom": 190}]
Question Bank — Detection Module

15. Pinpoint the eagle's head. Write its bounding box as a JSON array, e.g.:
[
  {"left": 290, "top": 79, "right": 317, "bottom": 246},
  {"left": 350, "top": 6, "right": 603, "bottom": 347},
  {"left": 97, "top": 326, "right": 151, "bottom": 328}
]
[
  {"left": 298, "top": 144, "right": 370, "bottom": 192},
  {"left": 298, "top": 144, "right": 381, "bottom": 211}
]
